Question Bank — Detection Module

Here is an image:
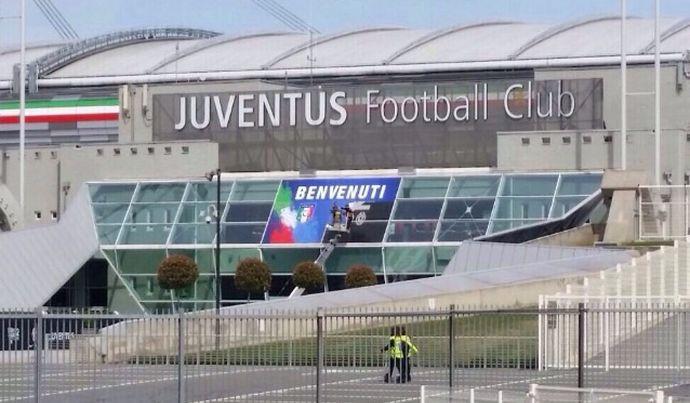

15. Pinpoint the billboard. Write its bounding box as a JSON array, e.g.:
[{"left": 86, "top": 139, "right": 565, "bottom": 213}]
[
  {"left": 152, "top": 78, "right": 604, "bottom": 172},
  {"left": 263, "top": 177, "right": 401, "bottom": 244}
]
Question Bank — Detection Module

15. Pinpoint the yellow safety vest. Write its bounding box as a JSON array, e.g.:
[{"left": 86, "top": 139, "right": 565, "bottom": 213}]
[
  {"left": 401, "top": 335, "right": 418, "bottom": 356},
  {"left": 388, "top": 336, "right": 404, "bottom": 359}
]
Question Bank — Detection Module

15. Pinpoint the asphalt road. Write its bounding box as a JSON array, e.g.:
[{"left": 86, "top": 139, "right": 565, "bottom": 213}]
[{"left": 1, "top": 364, "right": 690, "bottom": 402}]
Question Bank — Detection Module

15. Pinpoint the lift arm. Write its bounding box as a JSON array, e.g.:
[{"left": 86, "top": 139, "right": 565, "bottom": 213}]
[{"left": 288, "top": 233, "right": 341, "bottom": 298}]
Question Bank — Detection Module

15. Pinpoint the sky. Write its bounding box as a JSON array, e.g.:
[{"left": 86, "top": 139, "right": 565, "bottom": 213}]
[{"left": 1, "top": 0, "right": 690, "bottom": 47}]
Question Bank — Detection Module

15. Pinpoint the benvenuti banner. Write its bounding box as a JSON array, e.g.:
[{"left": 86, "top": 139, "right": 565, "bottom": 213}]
[{"left": 263, "top": 177, "right": 401, "bottom": 244}]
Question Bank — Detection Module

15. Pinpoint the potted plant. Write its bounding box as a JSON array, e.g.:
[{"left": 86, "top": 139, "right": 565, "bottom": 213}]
[
  {"left": 234, "top": 258, "right": 272, "bottom": 301},
  {"left": 344, "top": 264, "right": 377, "bottom": 288},
  {"left": 292, "top": 261, "right": 326, "bottom": 293},
  {"left": 157, "top": 254, "right": 199, "bottom": 313}
]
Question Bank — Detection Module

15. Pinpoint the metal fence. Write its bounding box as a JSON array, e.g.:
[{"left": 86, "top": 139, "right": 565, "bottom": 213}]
[
  {"left": 639, "top": 185, "right": 690, "bottom": 240},
  {"left": 0, "top": 304, "right": 687, "bottom": 402},
  {"left": 527, "top": 384, "right": 666, "bottom": 403}
]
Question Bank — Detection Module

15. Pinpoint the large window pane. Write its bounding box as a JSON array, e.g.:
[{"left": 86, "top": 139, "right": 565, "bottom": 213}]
[
  {"left": 89, "top": 184, "right": 135, "bottom": 203},
  {"left": 550, "top": 196, "right": 587, "bottom": 218},
  {"left": 135, "top": 183, "right": 186, "bottom": 203},
  {"left": 327, "top": 248, "right": 383, "bottom": 274},
  {"left": 220, "top": 249, "right": 262, "bottom": 273},
  {"left": 170, "top": 223, "right": 215, "bottom": 244},
  {"left": 447, "top": 176, "right": 500, "bottom": 197},
  {"left": 127, "top": 276, "right": 164, "bottom": 301},
  {"left": 262, "top": 248, "right": 320, "bottom": 274},
  {"left": 399, "top": 177, "right": 449, "bottom": 198},
  {"left": 169, "top": 249, "right": 214, "bottom": 274},
  {"left": 128, "top": 203, "right": 179, "bottom": 224},
  {"left": 495, "top": 197, "right": 552, "bottom": 220},
  {"left": 195, "top": 275, "right": 214, "bottom": 301},
  {"left": 384, "top": 247, "right": 435, "bottom": 274},
  {"left": 501, "top": 175, "right": 558, "bottom": 197},
  {"left": 386, "top": 221, "right": 437, "bottom": 242},
  {"left": 437, "top": 220, "right": 488, "bottom": 242},
  {"left": 127, "top": 275, "right": 194, "bottom": 302},
  {"left": 186, "top": 181, "right": 232, "bottom": 202},
  {"left": 558, "top": 174, "right": 602, "bottom": 196},
  {"left": 221, "top": 223, "right": 265, "bottom": 243},
  {"left": 179, "top": 203, "right": 215, "bottom": 224},
  {"left": 92, "top": 204, "right": 128, "bottom": 224},
  {"left": 444, "top": 198, "right": 494, "bottom": 220},
  {"left": 225, "top": 202, "right": 272, "bottom": 222},
  {"left": 119, "top": 224, "right": 172, "bottom": 244},
  {"left": 116, "top": 250, "right": 166, "bottom": 275},
  {"left": 491, "top": 219, "right": 541, "bottom": 233},
  {"left": 393, "top": 199, "right": 443, "bottom": 220},
  {"left": 435, "top": 246, "right": 457, "bottom": 273},
  {"left": 96, "top": 224, "right": 120, "bottom": 244},
  {"left": 230, "top": 181, "right": 279, "bottom": 201}
]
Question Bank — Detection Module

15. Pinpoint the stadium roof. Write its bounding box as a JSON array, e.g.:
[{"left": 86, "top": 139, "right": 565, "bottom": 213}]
[{"left": 0, "top": 16, "right": 688, "bottom": 88}]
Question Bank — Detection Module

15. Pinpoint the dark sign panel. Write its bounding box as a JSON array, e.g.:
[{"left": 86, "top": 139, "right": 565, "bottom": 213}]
[{"left": 153, "top": 79, "right": 603, "bottom": 171}]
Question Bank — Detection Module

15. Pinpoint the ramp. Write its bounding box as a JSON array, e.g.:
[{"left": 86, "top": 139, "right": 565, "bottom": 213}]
[{"left": 0, "top": 185, "right": 99, "bottom": 309}]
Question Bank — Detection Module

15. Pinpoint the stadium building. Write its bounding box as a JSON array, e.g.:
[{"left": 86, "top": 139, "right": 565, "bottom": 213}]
[{"left": 0, "top": 17, "right": 688, "bottom": 312}]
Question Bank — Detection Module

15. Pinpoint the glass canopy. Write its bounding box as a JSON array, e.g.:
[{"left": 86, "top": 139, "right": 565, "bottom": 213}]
[{"left": 88, "top": 171, "right": 602, "bottom": 310}]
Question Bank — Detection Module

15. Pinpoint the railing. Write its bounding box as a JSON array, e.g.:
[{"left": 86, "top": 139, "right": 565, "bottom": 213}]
[
  {"left": 0, "top": 304, "right": 682, "bottom": 402},
  {"left": 638, "top": 185, "right": 690, "bottom": 240},
  {"left": 528, "top": 384, "right": 666, "bottom": 403}
]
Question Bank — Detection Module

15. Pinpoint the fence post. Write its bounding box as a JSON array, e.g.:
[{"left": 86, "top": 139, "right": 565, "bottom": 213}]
[
  {"left": 604, "top": 298, "right": 610, "bottom": 372},
  {"left": 528, "top": 383, "right": 537, "bottom": 403},
  {"left": 316, "top": 308, "right": 324, "bottom": 403},
  {"left": 538, "top": 296, "right": 543, "bottom": 371},
  {"left": 578, "top": 303, "right": 585, "bottom": 390},
  {"left": 448, "top": 304, "right": 455, "bottom": 389},
  {"left": 34, "top": 307, "right": 43, "bottom": 403},
  {"left": 177, "top": 312, "right": 185, "bottom": 403}
]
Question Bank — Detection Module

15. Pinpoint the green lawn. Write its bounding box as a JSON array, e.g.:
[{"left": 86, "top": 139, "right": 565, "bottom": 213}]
[{"left": 130, "top": 312, "right": 538, "bottom": 369}]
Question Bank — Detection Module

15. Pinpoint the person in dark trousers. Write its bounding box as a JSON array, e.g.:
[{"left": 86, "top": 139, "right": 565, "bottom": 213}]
[
  {"left": 330, "top": 203, "right": 341, "bottom": 227},
  {"left": 381, "top": 326, "right": 403, "bottom": 383},
  {"left": 343, "top": 205, "right": 354, "bottom": 230},
  {"left": 400, "top": 326, "right": 418, "bottom": 382}
]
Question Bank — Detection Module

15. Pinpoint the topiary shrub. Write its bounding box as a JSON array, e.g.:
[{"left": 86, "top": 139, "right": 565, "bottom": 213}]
[
  {"left": 235, "top": 258, "right": 272, "bottom": 298},
  {"left": 157, "top": 254, "right": 199, "bottom": 312},
  {"left": 292, "top": 261, "right": 325, "bottom": 292},
  {"left": 344, "top": 264, "right": 377, "bottom": 288},
  {"left": 157, "top": 254, "right": 199, "bottom": 290}
]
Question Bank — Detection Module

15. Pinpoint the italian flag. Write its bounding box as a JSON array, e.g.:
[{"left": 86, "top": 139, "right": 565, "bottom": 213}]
[{"left": 0, "top": 97, "right": 119, "bottom": 124}]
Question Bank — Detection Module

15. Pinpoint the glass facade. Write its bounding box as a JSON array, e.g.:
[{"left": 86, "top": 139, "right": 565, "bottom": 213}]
[{"left": 89, "top": 171, "right": 601, "bottom": 310}]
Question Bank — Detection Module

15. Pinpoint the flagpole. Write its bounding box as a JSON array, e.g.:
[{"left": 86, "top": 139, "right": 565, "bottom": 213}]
[
  {"left": 654, "top": 0, "right": 661, "bottom": 185},
  {"left": 620, "top": 0, "right": 627, "bottom": 171},
  {"left": 19, "top": 0, "right": 26, "bottom": 217}
]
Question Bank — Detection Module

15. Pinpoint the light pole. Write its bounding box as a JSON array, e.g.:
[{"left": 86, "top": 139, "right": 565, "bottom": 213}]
[{"left": 205, "top": 168, "right": 221, "bottom": 349}]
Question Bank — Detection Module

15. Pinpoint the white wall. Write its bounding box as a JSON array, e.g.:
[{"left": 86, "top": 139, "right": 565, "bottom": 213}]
[{"left": 0, "top": 141, "right": 218, "bottom": 229}]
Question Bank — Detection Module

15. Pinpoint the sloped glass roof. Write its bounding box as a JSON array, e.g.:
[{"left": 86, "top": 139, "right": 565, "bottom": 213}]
[
  {"left": 88, "top": 171, "right": 602, "bottom": 248},
  {"left": 87, "top": 170, "right": 602, "bottom": 309}
]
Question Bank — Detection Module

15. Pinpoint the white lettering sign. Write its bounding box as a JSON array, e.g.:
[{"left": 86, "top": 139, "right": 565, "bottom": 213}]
[
  {"left": 293, "top": 185, "right": 388, "bottom": 201},
  {"left": 172, "top": 81, "right": 581, "bottom": 131}
]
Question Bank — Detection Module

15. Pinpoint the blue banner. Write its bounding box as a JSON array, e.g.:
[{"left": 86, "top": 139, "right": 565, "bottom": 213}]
[{"left": 263, "top": 177, "right": 401, "bottom": 244}]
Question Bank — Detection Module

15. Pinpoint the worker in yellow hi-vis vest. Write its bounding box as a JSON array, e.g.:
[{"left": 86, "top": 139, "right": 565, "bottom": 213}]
[
  {"left": 381, "top": 326, "right": 403, "bottom": 383},
  {"left": 400, "top": 326, "right": 418, "bottom": 382}
]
